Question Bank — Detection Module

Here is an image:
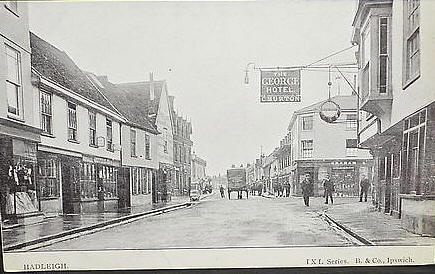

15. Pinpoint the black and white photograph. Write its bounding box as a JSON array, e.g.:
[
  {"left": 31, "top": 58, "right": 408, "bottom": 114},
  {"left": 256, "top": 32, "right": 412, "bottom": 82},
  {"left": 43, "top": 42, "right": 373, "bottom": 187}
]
[{"left": 0, "top": 0, "right": 434, "bottom": 271}]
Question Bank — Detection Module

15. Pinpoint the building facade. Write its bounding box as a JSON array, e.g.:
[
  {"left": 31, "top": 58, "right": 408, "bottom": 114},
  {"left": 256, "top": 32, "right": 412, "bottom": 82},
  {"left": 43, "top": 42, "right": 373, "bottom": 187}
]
[
  {"left": 87, "top": 73, "right": 160, "bottom": 210},
  {"left": 352, "top": 0, "right": 435, "bottom": 236},
  {"left": 117, "top": 75, "right": 175, "bottom": 203},
  {"left": 288, "top": 95, "right": 373, "bottom": 197},
  {"left": 191, "top": 152, "right": 206, "bottom": 182},
  {"left": 0, "top": 1, "right": 41, "bottom": 223},
  {"left": 168, "top": 96, "right": 193, "bottom": 197},
  {"left": 30, "top": 33, "right": 126, "bottom": 214}
]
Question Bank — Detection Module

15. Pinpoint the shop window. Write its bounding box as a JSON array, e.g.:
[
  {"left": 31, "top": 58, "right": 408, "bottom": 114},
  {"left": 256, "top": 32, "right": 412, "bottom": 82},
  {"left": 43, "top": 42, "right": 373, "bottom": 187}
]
[
  {"left": 67, "top": 102, "right": 78, "bottom": 141},
  {"left": 346, "top": 139, "right": 358, "bottom": 157},
  {"left": 301, "top": 140, "right": 313, "bottom": 158},
  {"left": 379, "top": 157, "right": 386, "bottom": 180},
  {"left": 392, "top": 152, "right": 401, "bottom": 179},
  {"left": 301, "top": 116, "right": 313, "bottom": 131},
  {"left": 89, "top": 111, "right": 97, "bottom": 146},
  {"left": 101, "top": 166, "right": 117, "bottom": 198},
  {"left": 80, "top": 162, "right": 97, "bottom": 199},
  {"left": 5, "top": 45, "right": 22, "bottom": 118},
  {"left": 37, "top": 158, "right": 60, "bottom": 198},
  {"left": 40, "top": 91, "right": 52, "bottom": 134}
]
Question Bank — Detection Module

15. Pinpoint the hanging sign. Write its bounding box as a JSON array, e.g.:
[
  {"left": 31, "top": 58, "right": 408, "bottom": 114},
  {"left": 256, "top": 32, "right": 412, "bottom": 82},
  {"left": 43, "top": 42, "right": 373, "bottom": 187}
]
[
  {"left": 319, "top": 99, "right": 341, "bottom": 123},
  {"left": 260, "top": 70, "right": 301, "bottom": 103}
]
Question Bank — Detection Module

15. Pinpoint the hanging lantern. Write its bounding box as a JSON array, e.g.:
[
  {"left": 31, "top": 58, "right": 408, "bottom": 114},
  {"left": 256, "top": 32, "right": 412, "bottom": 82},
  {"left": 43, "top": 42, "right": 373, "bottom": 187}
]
[{"left": 319, "top": 99, "right": 341, "bottom": 123}]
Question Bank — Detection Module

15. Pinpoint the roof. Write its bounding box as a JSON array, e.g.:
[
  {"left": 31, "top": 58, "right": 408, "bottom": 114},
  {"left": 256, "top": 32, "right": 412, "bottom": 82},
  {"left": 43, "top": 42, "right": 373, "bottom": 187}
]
[
  {"left": 87, "top": 74, "right": 159, "bottom": 134},
  {"left": 116, "top": 81, "right": 165, "bottom": 124},
  {"left": 30, "top": 32, "right": 118, "bottom": 114},
  {"left": 288, "top": 95, "right": 358, "bottom": 130}
]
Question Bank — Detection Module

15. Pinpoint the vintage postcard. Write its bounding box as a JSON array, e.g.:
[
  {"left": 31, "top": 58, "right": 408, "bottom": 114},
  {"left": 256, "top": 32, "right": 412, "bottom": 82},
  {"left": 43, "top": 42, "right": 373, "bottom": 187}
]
[{"left": 1, "top": 0, "right": 434, "bottom": 271}]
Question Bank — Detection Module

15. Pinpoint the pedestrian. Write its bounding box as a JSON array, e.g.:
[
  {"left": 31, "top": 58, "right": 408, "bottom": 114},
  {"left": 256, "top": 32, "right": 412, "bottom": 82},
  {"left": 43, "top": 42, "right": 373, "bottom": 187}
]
[
  {"left": 301, "top": 174, "right": 313, "bottom": 206},
  {"left": 359, "top": 175, "right": 370, "bottom": 202},
  {"left": 219, "top": 185, "right": 225, "bottom": 198},
  {"left": 323, "top": 174, "right": 334, "bottom": 204}
]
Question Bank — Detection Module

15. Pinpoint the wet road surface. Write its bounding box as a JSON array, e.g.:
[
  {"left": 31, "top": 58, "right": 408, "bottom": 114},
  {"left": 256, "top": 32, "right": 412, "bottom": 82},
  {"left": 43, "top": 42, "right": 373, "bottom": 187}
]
[{"left": 36, "top": 194, "right": 355, "bottom": 250}]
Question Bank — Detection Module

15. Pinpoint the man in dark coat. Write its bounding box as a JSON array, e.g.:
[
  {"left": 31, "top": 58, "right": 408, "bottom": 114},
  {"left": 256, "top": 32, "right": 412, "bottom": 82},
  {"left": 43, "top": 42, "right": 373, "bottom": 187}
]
[
  {"left": 301, "top": 174, "right": 313, "bottom": 206},
  {"left": 323, "top": 174, "right": 334, "bottom": 204},
  {"left": 359, "top": 175, "right": 370, "bottom": 202},
  {"left": 219, "top": 185, "right": 225, "bottom": 198}
]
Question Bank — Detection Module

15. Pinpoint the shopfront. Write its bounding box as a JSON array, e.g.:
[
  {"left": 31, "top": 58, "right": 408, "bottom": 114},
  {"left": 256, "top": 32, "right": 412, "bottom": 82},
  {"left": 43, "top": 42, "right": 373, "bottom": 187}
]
[
  {"left": 60, "top": 155, "right": 120, "bottom": 214},
  {"left": 153, "top": 162, "right": 175, "bottom": 203},
  {"left": 294, "top": 159, "right": 372, "bottom": 197},
  {"left": 0, "top": 125, "right": 41, "bottom": 224}
]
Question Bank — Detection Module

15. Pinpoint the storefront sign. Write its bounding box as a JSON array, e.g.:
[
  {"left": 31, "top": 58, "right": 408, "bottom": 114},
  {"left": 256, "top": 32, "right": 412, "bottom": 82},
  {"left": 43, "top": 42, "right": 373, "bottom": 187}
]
[{"left": 260, "top": 70, "right": 301, "bottom": 103}]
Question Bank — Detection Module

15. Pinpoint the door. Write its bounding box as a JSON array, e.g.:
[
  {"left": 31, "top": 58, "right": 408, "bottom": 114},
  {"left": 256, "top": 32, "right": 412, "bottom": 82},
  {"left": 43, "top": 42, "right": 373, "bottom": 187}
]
[{"left": 117, "top": 167, "right": 130, "bottom": 209}]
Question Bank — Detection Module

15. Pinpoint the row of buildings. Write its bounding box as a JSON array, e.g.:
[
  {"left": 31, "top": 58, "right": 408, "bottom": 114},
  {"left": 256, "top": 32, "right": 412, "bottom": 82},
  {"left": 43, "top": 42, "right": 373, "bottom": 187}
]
[
  {"left": 0, "top": 1, "right": 207, "bottom": 224},
  {"left": 351, "top": 0, "right": 434, "bottom": 236},
  {"left": 247, "top": 95, "right": 373, "bottom": 199},
  {"left": 247, "top": 0, "right": 434, "bottom": 237}
]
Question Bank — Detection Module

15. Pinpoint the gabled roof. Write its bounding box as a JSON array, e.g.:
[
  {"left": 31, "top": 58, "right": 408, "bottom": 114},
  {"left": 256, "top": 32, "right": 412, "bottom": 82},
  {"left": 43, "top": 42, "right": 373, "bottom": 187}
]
[
  {"left": 87, "top": 74, "right": 159, "bottom": 134},
  {"left": 30, "top": 32, "right": 118, "bottom": 114},
  {"left": 116, "top": 81, "right": 165, "bottom": 125}
]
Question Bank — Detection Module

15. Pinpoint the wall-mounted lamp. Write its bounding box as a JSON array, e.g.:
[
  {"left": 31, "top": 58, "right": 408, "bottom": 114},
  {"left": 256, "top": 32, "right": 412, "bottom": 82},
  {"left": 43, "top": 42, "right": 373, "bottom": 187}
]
[{"left": 244, "top": 62, "right": 256, "bottom": 85}]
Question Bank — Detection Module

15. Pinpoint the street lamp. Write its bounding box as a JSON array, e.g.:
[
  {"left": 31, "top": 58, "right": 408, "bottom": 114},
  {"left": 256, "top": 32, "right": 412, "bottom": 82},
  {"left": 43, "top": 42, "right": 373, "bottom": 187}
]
[{"left": 244, "top": 62, "right": 256, "bottom": 85}]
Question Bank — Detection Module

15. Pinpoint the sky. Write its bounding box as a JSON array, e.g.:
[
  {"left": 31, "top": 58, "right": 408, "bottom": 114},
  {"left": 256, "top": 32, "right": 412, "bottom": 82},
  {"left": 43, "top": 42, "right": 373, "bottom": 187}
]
[{"left": 28, "top": 0, "right": 359, "bottom": 176}]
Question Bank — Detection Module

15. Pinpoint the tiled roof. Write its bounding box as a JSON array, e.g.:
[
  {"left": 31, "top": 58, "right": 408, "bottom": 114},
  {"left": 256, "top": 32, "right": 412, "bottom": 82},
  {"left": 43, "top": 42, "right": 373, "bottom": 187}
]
[
  {"left": 116, "top": 81, "right": 165, "bottom": 124},
  {"left": 88, "top": 74, "right": 159, "bottom": 134},
  {"left": 30, "top": 32, "right": 118, "bottom": 113}
]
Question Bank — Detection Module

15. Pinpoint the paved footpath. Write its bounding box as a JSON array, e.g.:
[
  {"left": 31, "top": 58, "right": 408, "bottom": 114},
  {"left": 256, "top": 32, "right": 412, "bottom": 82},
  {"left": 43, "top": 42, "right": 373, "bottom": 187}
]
[
  {"left": 1, "top": 195, "right": 190, "bottom": 248},
  {"left": 321, "top": 198, "right": 435, "bottom": 246}
]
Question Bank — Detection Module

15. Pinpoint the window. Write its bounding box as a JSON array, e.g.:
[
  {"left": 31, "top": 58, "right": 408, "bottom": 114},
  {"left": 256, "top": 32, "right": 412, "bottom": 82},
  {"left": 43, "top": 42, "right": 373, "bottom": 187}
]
[
  {"left": 67, "top": 102, "right": 77, "bottom": 141},
  {"left": 5, "top": 1, "right": 18, "bottom": 14},
  {"left": 80, "top": 162, "right": 97, "bottom": 199},
  {"left": 145, "top": 134, "right": 151, "bottom": 159},
  {"left": 379, "top": 17, "right": 389, "bottom": 93},
  {"left": 88, "top": 111, "right": 97, "bottom": 146},
  {"left": 130, "top": 129, "right": 136, "bottom": 157},
  {"left": 5, "top": 45, "right": 21, "bottom": 117},
  {"left": 163, "top": 128, "right": 168, "bottom": 153},
  {"left": 301, "top": 116, "right": 313, "bottom": 131},
  {"left": 37, "top": 158, "right": 60, "bottom": 198},
  {"left": 361, "top": 26, "right": 371, "bottom": 101},
  {"left": 346, "top": 139, "right": 358, "bottom": 157},
  {"left": 301, "top": 140, "right": 313, "bottom": 158},
  {"left": 132, "top": 167, "right": 152, "bottom": 195},
  {"left": 106, "top": 119, "right": 113, "bottom": 151},
  {"left": 99, "top": 165, "right": 117, "bottom": 198},
  {"left": 392, "top": 152, "right": 401, "bottom": 179},
  {"left": 40, "top": 91, "right": 52, "bottom": 134},
  {"left": 346, "top": 114, "right": 357, "bottom": 131},
  {"left": 404, "top": 0, "right": 420, "bottom": 82}
]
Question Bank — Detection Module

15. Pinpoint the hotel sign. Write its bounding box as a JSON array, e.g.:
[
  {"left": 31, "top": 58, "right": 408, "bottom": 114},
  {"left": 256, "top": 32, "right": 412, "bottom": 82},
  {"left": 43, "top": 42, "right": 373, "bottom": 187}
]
[{"left": 260, "top": 70, "right": 301, "bottom": 103}]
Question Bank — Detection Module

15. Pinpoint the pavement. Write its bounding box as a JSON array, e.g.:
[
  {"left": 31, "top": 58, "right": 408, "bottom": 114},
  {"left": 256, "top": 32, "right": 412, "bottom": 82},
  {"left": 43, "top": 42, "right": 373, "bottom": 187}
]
[
  {"left": 268, "top": 195, "right": 435, "bottom": 246},
  {"left": 1, "top": 195, "right": 191, "bottom": 249}
]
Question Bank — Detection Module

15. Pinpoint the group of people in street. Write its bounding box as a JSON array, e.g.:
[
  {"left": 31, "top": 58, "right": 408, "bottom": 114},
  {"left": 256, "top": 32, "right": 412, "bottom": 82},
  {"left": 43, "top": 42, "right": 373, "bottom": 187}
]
[{"left": 300, "top": 173, "right": 371, "bottom": 207}]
